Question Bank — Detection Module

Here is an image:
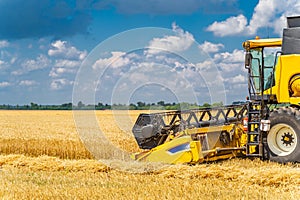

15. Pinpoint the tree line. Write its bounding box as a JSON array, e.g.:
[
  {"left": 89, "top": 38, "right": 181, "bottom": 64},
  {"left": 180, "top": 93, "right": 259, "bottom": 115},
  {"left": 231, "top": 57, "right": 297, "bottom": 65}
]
[{"left": 0, "top": 101, "right": 225, "bottom": 110}]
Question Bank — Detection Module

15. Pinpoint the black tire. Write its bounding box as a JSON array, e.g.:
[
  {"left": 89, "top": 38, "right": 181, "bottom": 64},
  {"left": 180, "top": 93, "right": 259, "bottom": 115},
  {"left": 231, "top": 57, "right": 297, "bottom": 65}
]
[{"left": 266, "top": 107, "right": 300, "bottom": 163}]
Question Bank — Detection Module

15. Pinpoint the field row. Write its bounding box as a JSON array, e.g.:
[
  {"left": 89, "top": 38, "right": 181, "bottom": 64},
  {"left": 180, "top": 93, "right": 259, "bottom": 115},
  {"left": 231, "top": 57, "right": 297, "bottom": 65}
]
[
  {"left": 1, "top": 155, "right": 299, "bottom": 199},
  {"left": 0, "top": 110, "right": 141, "bottom": 159}
]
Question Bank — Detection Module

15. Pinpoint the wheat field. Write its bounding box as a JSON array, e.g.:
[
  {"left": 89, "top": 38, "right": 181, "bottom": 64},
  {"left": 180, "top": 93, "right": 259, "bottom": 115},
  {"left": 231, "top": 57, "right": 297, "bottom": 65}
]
[{"left": 0, "top": 110, "right": 300, "bottom": 199}]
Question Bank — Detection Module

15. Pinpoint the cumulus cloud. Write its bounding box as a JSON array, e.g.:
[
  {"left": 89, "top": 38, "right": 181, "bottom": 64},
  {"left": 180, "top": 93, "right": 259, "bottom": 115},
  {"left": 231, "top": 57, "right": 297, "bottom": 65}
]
[
  {"left": 48, "top": 40, "right": 87, "bottom": 60},
  {"left": 0, "top": 81, "right": 11, "bottom": 87},
  {"left": 199, "top": 41, "right": 224, "bottom": 53},
  {"left": 226, "top": 74, "right": 246, "bottom": 84},
  {"left": 207, "top": 0, "right": 300, "bottom": 37},
  {"left": 0, "top": 60, "right": 6, "bottom": 69},
  {"left": 195, "top": 60, "right": 215, "bottom": 72},
  {"left": 193, "top": 49, "right": 246, "bottom": 87},
  {"left": 147, "top": 23, "right": 194, "bottom": 54},
  {"left": 12, "top": 54, "right": 51, "bottom": 75},
  {"left": 92, "top": 51, "right": 129, "bottom": 70},
  {"left": 213, "top": 49, "right": 244, "bottom": 72},
  {"left": 207, "top": 14, "right": 248, "bottom": 37},
  {"left": 214, "top": 49, "right": 244, "bottom": 63},
  {"left": 0, "top": 40, "right": 9, "bottom": 48},
  {"left": 49, "top": 66, "right": 77, "bottom": 78},
  {"left": 19, "top": 80, "right": 38, "bottom": 86},
  {"left": 22, "top": 54, "right": 50, "bottom": 71},
  {"left": 50, "top": 79, "right": 73, "bottom": 90},
  {"left": 0, "top": 50, "right": 14, "bottom": 70},
  {"left": 48, "top": 40, "right": 87, "bottom": 78}
]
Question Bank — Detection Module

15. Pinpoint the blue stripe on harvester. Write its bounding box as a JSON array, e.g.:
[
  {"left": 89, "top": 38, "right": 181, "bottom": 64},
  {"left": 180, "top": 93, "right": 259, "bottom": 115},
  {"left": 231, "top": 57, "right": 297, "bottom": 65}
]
[{"left": 168, "top": 143, "right": 190, "bottom": 154}]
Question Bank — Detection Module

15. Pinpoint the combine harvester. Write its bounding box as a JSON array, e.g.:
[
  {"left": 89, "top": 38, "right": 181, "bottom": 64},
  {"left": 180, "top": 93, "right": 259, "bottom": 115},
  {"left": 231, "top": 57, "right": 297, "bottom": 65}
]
[{"left": 131, "top": 16, "right": 300, "bottom": 164}]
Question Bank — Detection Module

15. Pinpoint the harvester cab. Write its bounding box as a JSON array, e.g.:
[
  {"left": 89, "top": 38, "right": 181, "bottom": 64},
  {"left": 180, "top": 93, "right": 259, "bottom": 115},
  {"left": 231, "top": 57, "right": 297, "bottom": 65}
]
[
  {"left": 243, "top": 17, "right": 300, "bottom": 106},
  {"left": 131, "top": 16, "right": 300, "bottom": 164}
]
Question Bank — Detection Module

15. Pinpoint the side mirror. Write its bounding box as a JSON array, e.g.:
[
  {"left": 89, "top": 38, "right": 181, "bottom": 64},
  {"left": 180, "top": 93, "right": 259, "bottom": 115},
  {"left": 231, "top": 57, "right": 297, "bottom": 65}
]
[{"left": 245, "top": 52, "right": 252, "bottom": 69}]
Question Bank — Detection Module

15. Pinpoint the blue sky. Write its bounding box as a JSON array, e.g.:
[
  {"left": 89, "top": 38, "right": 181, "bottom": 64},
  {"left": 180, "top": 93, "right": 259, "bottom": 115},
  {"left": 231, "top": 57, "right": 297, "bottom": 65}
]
[{"left": 0, "top": 0, "right": 299, "bottom": 105}]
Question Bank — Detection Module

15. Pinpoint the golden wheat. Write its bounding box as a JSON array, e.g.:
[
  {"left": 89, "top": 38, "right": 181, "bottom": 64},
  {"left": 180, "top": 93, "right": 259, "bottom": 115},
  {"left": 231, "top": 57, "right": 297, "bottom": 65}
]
[
  {"left": 0, "top": 110, "right": 144, "bottom": 159},
  {"left": 0, "top": 155, "right": 299, "bottom": 199},
  {"left": 0, "top": 110, "right": 300, "bottom": 199}
]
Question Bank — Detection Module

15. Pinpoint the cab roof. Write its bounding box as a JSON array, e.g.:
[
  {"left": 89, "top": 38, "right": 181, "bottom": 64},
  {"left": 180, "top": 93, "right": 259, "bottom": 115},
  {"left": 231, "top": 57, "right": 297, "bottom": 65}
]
[{"left": 243, "top": 38, "right": 282, "bottom": 50}]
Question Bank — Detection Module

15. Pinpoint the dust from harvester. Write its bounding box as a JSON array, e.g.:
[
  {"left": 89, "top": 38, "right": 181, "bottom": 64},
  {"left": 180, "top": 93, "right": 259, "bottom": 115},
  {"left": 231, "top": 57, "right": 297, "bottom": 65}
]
[{"left": 0, "top": 110, "right": 300, "bottom": 199}]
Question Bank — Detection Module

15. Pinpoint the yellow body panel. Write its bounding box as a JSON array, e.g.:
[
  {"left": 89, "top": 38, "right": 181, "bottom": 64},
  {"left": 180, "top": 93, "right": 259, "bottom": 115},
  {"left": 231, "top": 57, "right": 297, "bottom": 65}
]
[
  {"left": 264, "top": 54, "right": 300, "bottom": 104},
  {"left": 134, "top": 136, "right": 203, "bottom": 164},
  {"left": 243, "top": 38, "right": 282, "bottom": 50}
]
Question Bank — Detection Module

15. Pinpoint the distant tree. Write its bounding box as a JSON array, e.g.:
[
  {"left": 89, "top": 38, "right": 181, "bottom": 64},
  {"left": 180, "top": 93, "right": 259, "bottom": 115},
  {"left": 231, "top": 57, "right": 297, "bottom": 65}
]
[
  {"left": 77, "top": 101, "right": 84, "bottom": 109},
  {"left": 104, "top": 104, "right": 111, "bottom": 109},
  {"left": 202, "top": 103, "right": 211, "bottom": 108},
  {"left": 30, "top": 102, "right": 38, "bottom": 109},
  {"left": 212, "top": 101, "right": 223, "bottom": 107},
  {"left": 129, "top": 103, "right": 137, "bottom": 110},
  {"left": 61, "top": 103, "right": 72, "bottom": 110},
  {"left": 137, "top": 101, "right": 145, "bottom": 108},
  {"left": 157, "top": 101, "right": 165, "bottom": 106}
]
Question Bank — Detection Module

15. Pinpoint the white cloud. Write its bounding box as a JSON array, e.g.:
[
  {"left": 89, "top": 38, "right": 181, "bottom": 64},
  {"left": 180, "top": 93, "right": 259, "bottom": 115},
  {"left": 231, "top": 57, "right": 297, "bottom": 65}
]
[
  {"left": 214, "top": 49, "right": 244, "bottom": 63},
  {"left": 213, "top": 49, "right": 244, "bottom": 72},
  {"left": 19, "top": 80, "right": 38, "bottom": 86},
  {"left": 195, "top": 60, "right": 215, "bottom": 72},
  {"left": 48, "top": 41, "right": 88, "bottom": 78},
  {"left": 273, "top": 1, "right": 300, "bottom": 34},
  {"left": 226, "top": 74, "right": 246, "bottom": 84},
  {"left": 48, "top": 40, "right": 87, "bottom": 60},
  {"left": 90, "top": 23, "right": 249, "bottom": 104},
  {"left": 274, "top": 15, "right": 287, "bottom": 35},
  {"left": 147, "top": 22, "right": 194, "bottom": 53},
  {"left": 207, "top": 14, "right": 247, "bottom": 37},
  {"left": 11, "top": 70, "right": 23, "bottom": 76},
  {"left": 92, "top": 51, "right": 129, "bottom": 70},
  {"left": 218, "top": 63, "right": 244, "bottom": 73},
  {"left": 247, "top": 0, "right": 276, "bottom": 35},
  {"left": 10, "top": 56, "right": 17, "bottom": 64},
  {"left": 49, "top": 59, "right": 81, "bottom": 78},
  {"left": 0, "top": 40, "right": 9, "bottom": 48},
  {"left": 0, "top": 81, "right": 11, "bottom": 87},
  {"left": 230, "top": 83, "right": 248, "bottom": 90},
  {"left": 49, "top": 67, "right": 76, "bottom": 78},
  {"left": 0, "top": 60, "right": 5, "bottom": 67},
  {"left": 54, "top": 59, "right": 82, "bottom": 68},
  {"left": 12, "top": 54, "right": 51, "bottom": 75},
  {"left": 50, "top": 79, "right": 73, "bottom": 90},
  {"left": 22, "top": 54, "right": 50, "bottom": 71},
  {"left": 198, "top": 41, "right": 224, "bottom": 53},
  {"left": 206, "top": 0, "right": 300, "bottom": 37}
]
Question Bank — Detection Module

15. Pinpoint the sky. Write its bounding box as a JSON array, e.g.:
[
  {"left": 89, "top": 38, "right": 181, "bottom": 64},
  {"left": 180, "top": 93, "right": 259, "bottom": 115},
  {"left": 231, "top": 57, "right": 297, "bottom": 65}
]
[{"left": 0, "top": 0, "right": 300, "bottom": 105}]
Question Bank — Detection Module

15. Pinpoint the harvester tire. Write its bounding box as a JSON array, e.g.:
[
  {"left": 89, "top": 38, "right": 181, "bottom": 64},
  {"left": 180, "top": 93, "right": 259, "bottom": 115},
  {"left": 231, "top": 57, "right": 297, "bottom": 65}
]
[{"left": 266, "top": 107, "right": 300, "bottom": 163}]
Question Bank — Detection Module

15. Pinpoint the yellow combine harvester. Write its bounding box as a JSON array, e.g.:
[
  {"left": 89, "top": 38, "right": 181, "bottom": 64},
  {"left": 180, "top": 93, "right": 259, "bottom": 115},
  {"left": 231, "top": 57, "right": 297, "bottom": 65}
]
[{"left": 131, "top": 16, "right": 300, "bottom": 164}]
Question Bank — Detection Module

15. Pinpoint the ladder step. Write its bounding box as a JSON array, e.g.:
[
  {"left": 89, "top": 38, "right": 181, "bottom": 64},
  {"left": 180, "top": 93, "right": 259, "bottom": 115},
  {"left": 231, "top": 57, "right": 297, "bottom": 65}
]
[
  {"left": 248, "top": 121, "right": 260, "bottom": 124},
  {"left": 246, "top": 153, "right": 262, "bottom": 156},
  {"left": 248, "top": 132, "right": 260, "bottom": 135},
  {"left": 247, "top": 142, "right": 260, "bottom": 145},
  {"left": 245, "top": 102, "right": 263, "bottom": 157}
]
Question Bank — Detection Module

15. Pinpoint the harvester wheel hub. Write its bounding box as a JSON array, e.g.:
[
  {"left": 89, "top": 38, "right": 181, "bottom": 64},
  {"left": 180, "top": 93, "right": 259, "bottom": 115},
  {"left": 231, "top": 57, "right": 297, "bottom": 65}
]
[
  {"left": 268, "top": 124, "right": 298, "bottom": 156},
  {"left": 281, "top": 132, "right": 295, "bottom": 146}
]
